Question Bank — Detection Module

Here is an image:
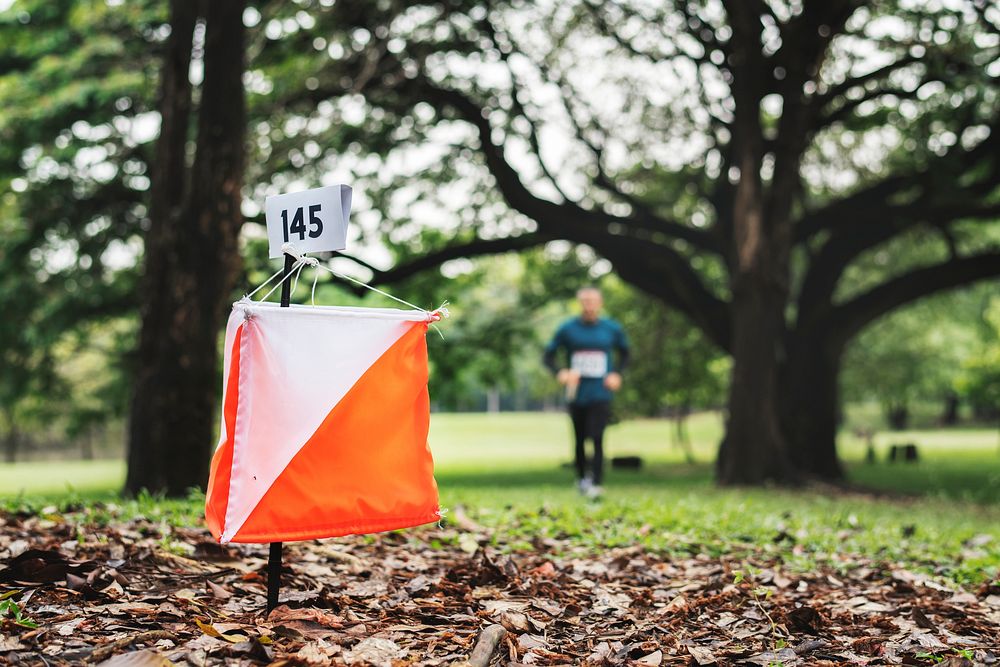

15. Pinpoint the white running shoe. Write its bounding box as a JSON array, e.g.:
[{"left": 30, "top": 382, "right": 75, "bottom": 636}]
[
  {"left": 585, "top": 484, "right": 604, "bottom": 500},
  {"left": 577, "top": 477, "right": 593, "bottom": 495}
]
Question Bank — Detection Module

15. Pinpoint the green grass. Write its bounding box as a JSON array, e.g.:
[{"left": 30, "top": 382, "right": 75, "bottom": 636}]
[
  {"left": 425, "top": 413, "right": 1000, "bottom": 585},
  {"left": 0, "top": 459, "right": 124, "bottom": 497},
  {"left": 1, "top": 412, "right": 998, "bottom": 585}
]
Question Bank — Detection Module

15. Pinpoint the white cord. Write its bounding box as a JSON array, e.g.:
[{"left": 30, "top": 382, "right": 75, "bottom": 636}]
[
  {"left": 244, "top": 265, "right": 286, "bottom": 300},
  {"left": 246, "top": 243, "right": 451, "bottom": 323}
]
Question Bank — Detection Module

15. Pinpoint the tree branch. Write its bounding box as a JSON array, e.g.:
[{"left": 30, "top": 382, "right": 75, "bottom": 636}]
[
  {"left": 329, "top": 250, "right": 380, "bottom": 274},
  {"left": 530, "top": 60, "right": 725, "bottom": 254},
  {"left": 680, "top": 2, "right": 732, "bottom": 69},
  {"left": 796, "top": 200, "right": 1000, "bottom": 335},
  {"left": 771, "top": 0, "right": 865, "bottom": 79},
  {"left": 831, "top": 251, "right": 1000, "bottom": 344},
  {"left": 363, "top": 234, "right": 547, "bottom": 286},
  {"left": 388, "top": 76, "right": 733, "bottom": 345},
  {"left": 581, "top": 1, "right": 677, "bottom": 64},
  {"left": 818, "top": 86, "right": 918, "bottom": 127},
  {"left": 479, "top": 15, "right": 575, "bottom": 204},
  {"left": 814, "top": 54, "right": 919, "bottom": 109},
  {"left": 764, "top": 0, "right": 864, "bottom": 231},
  {"left": 407, "top": 76, "right": 724, "bottom": 250},
  {"left": 796, "top": 111, "right": 1000, "bottom": 242},
  {"left": 794, "top": 95, "right": 999, "bottom": 332}
]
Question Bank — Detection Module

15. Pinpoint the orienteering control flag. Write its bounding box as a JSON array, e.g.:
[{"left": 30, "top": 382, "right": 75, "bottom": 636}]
[{"left": 205, "top": 299, "right": 440, "bottom": 544}]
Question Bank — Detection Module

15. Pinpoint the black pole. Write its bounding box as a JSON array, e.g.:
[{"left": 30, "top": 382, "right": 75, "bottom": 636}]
[
  {"left": 279, "top": 252, "right": 295, "bottom": 308},
  {"left": 266, "top": 540, "right": 283, "bottom": 613},
  {"left": 266, "top": 253, "right": 295, "bottom": 614}
]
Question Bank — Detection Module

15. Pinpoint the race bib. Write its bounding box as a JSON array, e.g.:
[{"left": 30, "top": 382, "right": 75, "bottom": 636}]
[{"left": 571, "top": 350, "right": 608, "bottom": 379}]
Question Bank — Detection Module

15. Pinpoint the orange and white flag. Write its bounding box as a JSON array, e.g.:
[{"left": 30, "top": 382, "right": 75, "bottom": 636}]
[{"left": 205, "top": 299, "right": 440, "bottom": 544}]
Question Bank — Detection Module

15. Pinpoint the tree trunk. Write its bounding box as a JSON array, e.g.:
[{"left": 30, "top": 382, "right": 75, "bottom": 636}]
[
  {"left": 712, "top": 18, "right": 801, "bottom": 486},
  {"left": 715, "top": 206, "right": 793, "bottom": 484},
  {"left": 486, "top": 387, "right": 501, "bottom": 413},
  {"left": 3, "top": 429, "right": 17, "bottom": 464},
  {"left": 886, "top": 403, "right": 909, "bottom": 431},
  {"left": 718, "top": 280, "right": 797, "bottom": 484},
  {"left": 673, "top": 405, "right": 695, "bottom": 464},
  {"left": 939, "top": 392, "right": 960, "bottom": 426},
  {"left": 80, "top": 430, "right": 94, "bottom": 461},
  {"left": 125, "top": 0, "right": 246, "bottom": 496},
  {"left": 781, "top": 337, "right": 845, "bottom": 480},
  {"left": 1, "top": 406, "right": 16, "bottom": 463}
]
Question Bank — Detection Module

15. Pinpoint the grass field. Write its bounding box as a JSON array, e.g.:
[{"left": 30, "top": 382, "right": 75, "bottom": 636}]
[{"left": 1, "top": 412, "right": 998, "bottom": 584}]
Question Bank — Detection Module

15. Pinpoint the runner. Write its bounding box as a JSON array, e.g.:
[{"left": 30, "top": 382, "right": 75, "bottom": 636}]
[{"left": 543, "top": 287, "right": 630, "bottom": 499}]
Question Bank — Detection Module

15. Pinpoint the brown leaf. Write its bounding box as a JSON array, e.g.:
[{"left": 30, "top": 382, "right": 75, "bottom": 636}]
[
  {"left": 65, "top": 571, "right": 104, "bottom": 600},
  {"left": 267, "top": 605, "right": 344, "bottom": 628},
  {"left": 744, "top": 648, "right": 798, "bottom": 666},
  {"left": 295, "top": 640, "right": 341, "bottom": 663},
  {"left": 786, "top": 605, "right": 823, "bottom": 634},
  {"left": 206, "top": 581, "right": 231, "bottom": 599},
  {"left": 637, "top": 649, "right": 662, "bottom": 665},
  {"left": 686, "top": 645, "right": 717, "bottom": 665},
  {"left": 343, "top": 637, "right": 404, "bottom": 666},
  {"left": 911, "top": 606, "right": 937, "bottom": 631},
  {"left": 531, "top": 599, "right": 564, "bottom": 617},
  {"left": 516, "top": 633, "right": 546, "bottom": 651},
  {"left": 500, "top": 611, "right": 531, "bottom": 632},
  {"left": 936, "top": 657, "right": 974, "bottom": 667},
  {"left": 664, "top": 594, "right": 688, "bottom": 613},
  {"left": 95, "top": 650, "right": 175, "bottom": 667},
  {"left": 482, "top": 599, "right": 529, "bottom": 615},
  {"left": 194, "top": 618, "right": 249, "bottom": 643},
  {"left": 529, "top": 561, "right": 558, "bottom": 579},
  {"left": 0, "top": 548, "right": 96, "bottom": 584}
]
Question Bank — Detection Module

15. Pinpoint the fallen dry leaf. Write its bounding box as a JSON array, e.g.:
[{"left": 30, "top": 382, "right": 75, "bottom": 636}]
[
  {"left": 0, "top": 508, "right": 995, "bottom": 666},
  {"left": 96, "top": 649, "right": 175, "bottom": 667}
]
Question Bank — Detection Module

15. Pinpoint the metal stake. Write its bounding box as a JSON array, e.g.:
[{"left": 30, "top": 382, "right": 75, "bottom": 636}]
[{"left": 266, "top": 252, "right": 295, "bottom": 614}]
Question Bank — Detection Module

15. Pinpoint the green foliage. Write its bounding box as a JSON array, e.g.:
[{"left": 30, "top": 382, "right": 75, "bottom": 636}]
[
  {"left": 602, "top": 276, "right": 729, "bottom": 418},
  {"left": 0, "top": 593, "right": 38, "bottom": 629},
  {"left": 0, "top": 1, "right": 160, "bottom": 456},
  {"left": 956, "top": 295, "right": 1000, "bottom": 420},
  {"left": 421, "top": 250, "right": 592, "bottom": 411},
  {"left": 842, "top": 283, "right": 998, "bottom": 427}
]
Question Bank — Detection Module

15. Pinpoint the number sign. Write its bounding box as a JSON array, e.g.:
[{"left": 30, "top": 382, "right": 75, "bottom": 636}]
[{"left": 265, "top": 184, "right": 352, "bottom": 258}]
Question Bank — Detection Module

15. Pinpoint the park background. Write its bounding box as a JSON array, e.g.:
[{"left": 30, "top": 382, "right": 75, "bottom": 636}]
[{"left": 0, "top": 0, "right": 999, "bottom": 664}]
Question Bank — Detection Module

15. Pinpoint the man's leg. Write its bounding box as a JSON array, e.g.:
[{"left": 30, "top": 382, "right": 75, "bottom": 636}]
[
  {"left": 569, "top": 403, "right": 588, "bottom": 481},
  {"left": 588, "top": 402, "right": 611, "bottom": 486}
]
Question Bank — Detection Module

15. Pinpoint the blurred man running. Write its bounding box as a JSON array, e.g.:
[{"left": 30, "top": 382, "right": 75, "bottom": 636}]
[{"left": 544, "top": 287, "right": 630, "bottom": 499}]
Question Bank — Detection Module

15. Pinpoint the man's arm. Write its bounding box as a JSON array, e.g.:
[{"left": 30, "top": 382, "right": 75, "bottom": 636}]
[
  {"left": 544, "top": 326, "right": 578, "bottom": 386},
  {"left": 615, "top": 327, "right": 631, "bottom": 373},
  {"left": 542, "top": 331, "right": 562, "bottom": 375},
  {"left": 604, "top": 325, "right": 630, "bottom": 392}
]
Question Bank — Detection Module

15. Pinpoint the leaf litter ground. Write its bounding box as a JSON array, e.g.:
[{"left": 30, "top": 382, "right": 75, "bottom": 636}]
[{"left": 0, "top": 505, "right": 998, "bottom": 666}]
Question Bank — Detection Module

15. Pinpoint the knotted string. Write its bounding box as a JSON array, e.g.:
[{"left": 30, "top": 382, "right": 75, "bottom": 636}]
[{"left": 244, "top": 243, "right": 451, "bottom": 327}]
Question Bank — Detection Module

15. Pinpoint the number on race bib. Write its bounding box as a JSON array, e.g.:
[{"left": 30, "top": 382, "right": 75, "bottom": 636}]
[
  {"left": 571, "top": 350, "right": 608, "bottom": 378},
  {"left": 281, "top": 205, "right": 324, "bottom": 242}
]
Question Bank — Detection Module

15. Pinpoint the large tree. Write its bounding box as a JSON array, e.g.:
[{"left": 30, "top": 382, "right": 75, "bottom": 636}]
[
  {"left": 4, "top": 0, "right": 999, "bottom": 491},
  {"left": 249, "top": 0, "right": 1000, "bottom": 484},
  {"left": 125, "top": 0, "right": 248, "bottom": 495}
]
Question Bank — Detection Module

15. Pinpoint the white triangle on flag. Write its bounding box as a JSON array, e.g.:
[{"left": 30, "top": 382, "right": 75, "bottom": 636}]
[{"left": 221, "top": 300, "right": 428, "bottom": 542}]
